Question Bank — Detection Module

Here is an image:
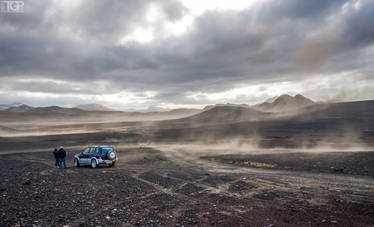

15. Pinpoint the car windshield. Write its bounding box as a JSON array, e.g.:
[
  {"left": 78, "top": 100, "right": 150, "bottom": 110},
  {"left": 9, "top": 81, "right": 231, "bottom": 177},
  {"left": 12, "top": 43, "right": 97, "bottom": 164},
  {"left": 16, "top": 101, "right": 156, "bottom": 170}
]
[{"left": 101, "top": 147, "right": 114, "bottom": 153}]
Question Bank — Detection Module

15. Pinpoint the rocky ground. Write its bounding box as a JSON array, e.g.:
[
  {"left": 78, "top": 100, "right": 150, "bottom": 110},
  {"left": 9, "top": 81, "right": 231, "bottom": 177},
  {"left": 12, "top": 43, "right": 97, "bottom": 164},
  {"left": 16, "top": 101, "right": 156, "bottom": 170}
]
[
  {"left": 201, "top": 151, "right": 374, "bottom": 177},
  {"left": 1, "top": 147, "right": 374, "bottom": 226}
]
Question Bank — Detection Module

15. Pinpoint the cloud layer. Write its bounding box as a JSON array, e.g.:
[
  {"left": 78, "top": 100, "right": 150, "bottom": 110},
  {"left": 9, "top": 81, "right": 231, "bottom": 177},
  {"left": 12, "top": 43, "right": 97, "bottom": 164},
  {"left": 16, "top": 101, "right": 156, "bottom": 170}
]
[{"left": 0, "top": 0, "right": 373, "bottom": 109}]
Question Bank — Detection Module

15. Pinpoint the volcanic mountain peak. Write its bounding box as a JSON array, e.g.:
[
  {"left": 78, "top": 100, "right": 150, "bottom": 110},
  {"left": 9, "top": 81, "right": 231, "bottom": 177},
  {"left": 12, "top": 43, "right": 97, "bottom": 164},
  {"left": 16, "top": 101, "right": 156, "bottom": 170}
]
[
  {"left": 177, "top": 104, "right": 268, "bottom": 125},
  {"left": 272, "top": 94, "right": 294, "bottom": 105},
  {"left": 265, "top": 96, "right": 279, "bottom": 103},
  {"left": 75, "top": 103, "right": 114, "bottom": 112},
  {"left": 294, "top": 94, "right": 314, "bottom": 105},
  {"left": 254, "top": 94, "right": 315, "bottom": 112},
  {"left": 8, "top": 102, "right": 24, "bottom": 107}
]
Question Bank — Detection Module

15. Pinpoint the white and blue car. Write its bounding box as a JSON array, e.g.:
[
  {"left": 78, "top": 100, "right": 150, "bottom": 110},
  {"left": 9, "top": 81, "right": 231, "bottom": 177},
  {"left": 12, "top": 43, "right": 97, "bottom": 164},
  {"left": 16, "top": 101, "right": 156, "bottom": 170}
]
[{"left": 74, "top": 146, "right": 118, "bottom": 168}]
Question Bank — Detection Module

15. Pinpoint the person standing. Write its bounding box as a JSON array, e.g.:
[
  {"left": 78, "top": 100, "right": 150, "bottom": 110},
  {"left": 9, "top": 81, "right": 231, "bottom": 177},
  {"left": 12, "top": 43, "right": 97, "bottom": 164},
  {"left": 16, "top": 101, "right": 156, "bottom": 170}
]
[
  {"left": 58, "top": 146, "right": 67, "bottom": 168},
  {"left": 53, "top": 148, "right": 59, "bottom": 168}
]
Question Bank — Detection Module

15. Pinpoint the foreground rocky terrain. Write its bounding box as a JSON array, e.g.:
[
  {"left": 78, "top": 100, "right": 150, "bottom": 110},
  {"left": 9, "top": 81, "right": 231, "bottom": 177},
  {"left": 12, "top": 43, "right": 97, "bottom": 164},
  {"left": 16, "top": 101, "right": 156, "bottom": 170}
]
[{"left": 1, "top": 147, "right": 374, "bottom": 226}]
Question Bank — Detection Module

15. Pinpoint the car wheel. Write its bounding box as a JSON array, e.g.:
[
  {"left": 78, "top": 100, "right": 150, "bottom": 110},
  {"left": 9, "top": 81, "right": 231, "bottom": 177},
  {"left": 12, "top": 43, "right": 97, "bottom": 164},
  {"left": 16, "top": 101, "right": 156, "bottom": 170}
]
[
  {"left": 109, "top": 162, "right": 115, "bottom": 167},
  {"left": 107, "top": 151, "right": 116, "bottom": 160},
  {"left": 91, "top": 159, "right": 97, "bottom": 168},
  {"left": 74, "top": 158, "right": 80, "bottom": 167}
]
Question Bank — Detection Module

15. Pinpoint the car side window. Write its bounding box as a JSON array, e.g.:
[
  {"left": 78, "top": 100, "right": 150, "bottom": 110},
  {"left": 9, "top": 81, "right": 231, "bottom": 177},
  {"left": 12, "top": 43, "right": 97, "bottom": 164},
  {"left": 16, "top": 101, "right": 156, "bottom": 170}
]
[
  {"left": 102, "top": 147, "right": 114, "bottom": 153},
  {"left": 89, "top": 147, "right": 98, "bottom": 154},
  {"left": 83, "top": 148, "right": 90, "bottom": 154}
]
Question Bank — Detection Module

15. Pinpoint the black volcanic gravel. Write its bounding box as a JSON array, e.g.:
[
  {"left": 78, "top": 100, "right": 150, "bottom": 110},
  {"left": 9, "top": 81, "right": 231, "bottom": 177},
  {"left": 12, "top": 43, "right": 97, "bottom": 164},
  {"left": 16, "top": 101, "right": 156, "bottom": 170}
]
[{"left": 1, "top": 149, "right": 374, "bottom": 226}]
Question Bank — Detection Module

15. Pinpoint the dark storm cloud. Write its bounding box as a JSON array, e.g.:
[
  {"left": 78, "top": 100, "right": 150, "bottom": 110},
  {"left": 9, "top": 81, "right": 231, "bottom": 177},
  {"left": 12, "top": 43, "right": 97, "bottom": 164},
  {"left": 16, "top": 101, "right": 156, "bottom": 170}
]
[
  {"left": 340, "top": 1, "right": 374, "bottom": 48},
  {"left": 0, "top": 0, "right": 185, "bottom": 77},
  {"left": 0, "top": 0, "right": 373, "bottom": 106},
  {"left": 258, "top": 0, "right": 347, "bottom": 20},
  {"left": 0, "top": 78, "right": 121, "bottom": 95}
]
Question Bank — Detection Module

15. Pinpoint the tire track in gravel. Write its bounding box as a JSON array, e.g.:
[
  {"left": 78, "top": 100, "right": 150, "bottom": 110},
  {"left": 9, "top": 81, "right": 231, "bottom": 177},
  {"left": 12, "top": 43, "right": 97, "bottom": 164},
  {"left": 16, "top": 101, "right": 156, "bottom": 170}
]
[{"left": 159, "top": 147, "right": 374, "bottom": 190}]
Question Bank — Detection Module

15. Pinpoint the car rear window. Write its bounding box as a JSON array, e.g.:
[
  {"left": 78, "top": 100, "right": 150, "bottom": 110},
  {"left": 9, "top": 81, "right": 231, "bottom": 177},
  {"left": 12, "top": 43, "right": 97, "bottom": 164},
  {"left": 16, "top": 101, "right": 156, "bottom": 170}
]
[{"left": 101, "top": 147, "right": 114, "bottom": 153}]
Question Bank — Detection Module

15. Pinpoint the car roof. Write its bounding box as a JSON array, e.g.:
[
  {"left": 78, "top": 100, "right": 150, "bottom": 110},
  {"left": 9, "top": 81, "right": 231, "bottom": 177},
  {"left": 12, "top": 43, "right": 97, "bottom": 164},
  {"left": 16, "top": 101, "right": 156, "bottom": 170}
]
[{"left": 88, "top": 145, "right": 114, "bottom": 148}]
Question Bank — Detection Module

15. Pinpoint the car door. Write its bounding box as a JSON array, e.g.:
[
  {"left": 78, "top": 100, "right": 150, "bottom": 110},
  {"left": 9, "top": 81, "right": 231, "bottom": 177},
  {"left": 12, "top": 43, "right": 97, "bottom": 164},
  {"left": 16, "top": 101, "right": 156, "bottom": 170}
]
[
  {"left": 88, "top": 147, "right": 98, "bottom": 161},
  {"left": 80, "top": 147, "right": 90, "bottom": 164}
]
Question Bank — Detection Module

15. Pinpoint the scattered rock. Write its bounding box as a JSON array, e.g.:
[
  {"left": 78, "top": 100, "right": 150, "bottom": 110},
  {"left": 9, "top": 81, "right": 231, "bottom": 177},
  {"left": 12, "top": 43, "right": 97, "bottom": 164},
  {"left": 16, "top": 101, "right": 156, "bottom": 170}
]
[{"left": 335, "top": 199, "right": 344, "bottom": 203}]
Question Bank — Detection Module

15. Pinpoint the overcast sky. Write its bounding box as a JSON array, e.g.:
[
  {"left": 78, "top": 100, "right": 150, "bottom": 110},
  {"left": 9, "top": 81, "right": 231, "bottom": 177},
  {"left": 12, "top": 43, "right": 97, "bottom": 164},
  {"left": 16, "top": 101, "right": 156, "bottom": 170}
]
[{"left": 0, "top": 0, "right": 373, "bottom": 110}]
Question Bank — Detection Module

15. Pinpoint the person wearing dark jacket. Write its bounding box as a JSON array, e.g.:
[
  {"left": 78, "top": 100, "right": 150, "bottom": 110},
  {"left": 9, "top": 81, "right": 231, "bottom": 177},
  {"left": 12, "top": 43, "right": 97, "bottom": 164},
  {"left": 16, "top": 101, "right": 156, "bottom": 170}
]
[
  {"left": 57, "top": 146, "right": 67, "bottom": 168},
  {"left": 53, "top": 148, "right": 59, "bottom": 168}
]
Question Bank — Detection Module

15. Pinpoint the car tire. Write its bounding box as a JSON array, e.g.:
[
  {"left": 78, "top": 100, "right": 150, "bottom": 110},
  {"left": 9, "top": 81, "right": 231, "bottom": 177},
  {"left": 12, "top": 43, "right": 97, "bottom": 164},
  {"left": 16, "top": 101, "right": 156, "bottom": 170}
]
[
  {"left": 91, "top": 159, "right": 97, "bottom": 168},
  {"left": 107, "top": 151, "right": 116, "bottom": 160},
  {"left": 109, "top": 162, "right": 115, "bottom": 167},
  {"left": 74, "top": 158, "right": 80, "bottom": 167}
]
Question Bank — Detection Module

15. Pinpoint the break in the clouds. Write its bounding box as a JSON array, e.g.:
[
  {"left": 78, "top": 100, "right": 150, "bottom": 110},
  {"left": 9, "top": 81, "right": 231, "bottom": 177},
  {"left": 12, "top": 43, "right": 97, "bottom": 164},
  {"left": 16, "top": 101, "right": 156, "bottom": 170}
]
[{"left": 0, "top": 0, "right": 373, "bottom": 110}]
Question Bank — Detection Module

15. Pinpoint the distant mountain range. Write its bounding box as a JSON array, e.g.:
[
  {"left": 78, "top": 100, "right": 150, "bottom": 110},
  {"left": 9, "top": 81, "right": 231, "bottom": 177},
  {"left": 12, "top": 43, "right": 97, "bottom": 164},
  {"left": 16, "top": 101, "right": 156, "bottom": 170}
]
[
  {"left": 0, "top": 102, "right": 29, "bottom": 111},
  {"left": 196, "top": 94, "right": 315, "bottom": 114},
  {"left": 0, "top": 103, "right": 116, "bottom": 113},
  {"left": 6, "top": 104, "right": 33, "bottom": 112},
  {"left": 0, "top": 103, "right": 202, "bottom": 122},
  {"left": 152, "top": 99, "right": 374, "bottom": 147},
  {"left": 0, "top": 94, "right": 317, "bottom": 122},
  {"left": 1, "top": 96, "right": 374, "bottom": 148},
  {"left": 0, "top": 94, "right": 314, "bottom": 113}
]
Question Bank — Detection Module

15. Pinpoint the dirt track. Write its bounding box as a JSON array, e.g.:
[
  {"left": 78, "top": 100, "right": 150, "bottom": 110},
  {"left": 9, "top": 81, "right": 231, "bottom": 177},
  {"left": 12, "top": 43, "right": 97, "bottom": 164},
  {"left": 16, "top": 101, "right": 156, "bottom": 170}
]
[{"left": 1, "top": 147, "right": 374, "bottom": 226}]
